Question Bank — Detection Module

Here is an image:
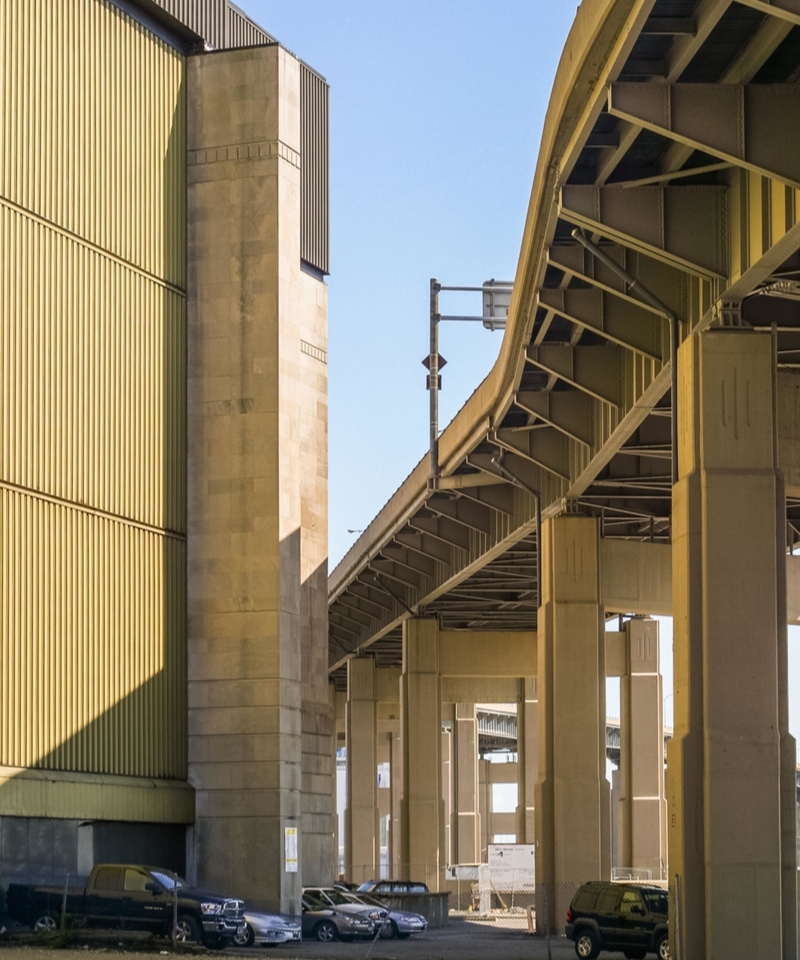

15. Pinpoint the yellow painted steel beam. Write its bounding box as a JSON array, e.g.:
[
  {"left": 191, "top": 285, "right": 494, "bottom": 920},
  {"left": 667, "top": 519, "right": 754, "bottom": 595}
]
[{"left": 609, "top": 83, "right": 800, "bottom": 190}]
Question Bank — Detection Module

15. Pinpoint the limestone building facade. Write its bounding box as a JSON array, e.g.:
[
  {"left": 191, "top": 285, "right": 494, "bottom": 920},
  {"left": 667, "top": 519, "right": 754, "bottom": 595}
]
[{"left": 0, "top": 0, "right": 332, "bottom": 911}]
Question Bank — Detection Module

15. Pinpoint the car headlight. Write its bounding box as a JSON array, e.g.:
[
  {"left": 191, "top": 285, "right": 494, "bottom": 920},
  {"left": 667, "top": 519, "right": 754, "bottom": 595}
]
[{"left": 200, "top": 903, "right": 223, "bottom": 915}]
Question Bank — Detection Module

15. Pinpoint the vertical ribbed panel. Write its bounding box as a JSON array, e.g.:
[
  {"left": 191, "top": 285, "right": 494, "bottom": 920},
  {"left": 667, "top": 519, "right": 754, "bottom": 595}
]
[
  {"left": 0, "top": 208, "right": 187, "bottom": 533},
  {"left": 0, "top": 0, "right": 186, "bottom": 287},
  {"left": 150, "top": 0, "right": 226, "bottom": 48},
  {"left": 225, "top": 3, "right": 275, "bottom": 48},
  {"left": 0, "top": 489, "right": 187, "bottom": 779},
  {"left": 300, "top": 66, "right": 330, "bottom": 275},
  {"left": 1, "top": 0, "right": 188, "bottom": 785}
]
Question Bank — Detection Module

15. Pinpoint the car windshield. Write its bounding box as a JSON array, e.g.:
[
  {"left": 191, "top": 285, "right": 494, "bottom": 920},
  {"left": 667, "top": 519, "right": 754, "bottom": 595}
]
[
  {"left": 318, "top": 889, "right": 351, "bottom": 906},
  {"left": 150, "top": 871, "right": 184, "bottom": 890},
  {"left": 346, "top": 893, "right": 381, "bottom": 908}
]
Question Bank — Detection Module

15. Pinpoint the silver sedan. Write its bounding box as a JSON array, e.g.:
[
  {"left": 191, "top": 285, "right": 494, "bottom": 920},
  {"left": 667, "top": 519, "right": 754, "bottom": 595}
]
[
  {"left": 233, "top": 911, "right": 301, "bottom": 947},
  {"left": 343, "top": 892, "right": 427, "bottom": 939}
]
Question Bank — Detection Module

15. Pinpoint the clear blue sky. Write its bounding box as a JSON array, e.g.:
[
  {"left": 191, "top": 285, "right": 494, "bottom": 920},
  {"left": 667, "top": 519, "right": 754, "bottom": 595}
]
[
  {"left": 241, "top": 1, "right": 799, "bottom": 754},
  {"left": 242, "top": 0, "right": 578, "bottom": 568}
]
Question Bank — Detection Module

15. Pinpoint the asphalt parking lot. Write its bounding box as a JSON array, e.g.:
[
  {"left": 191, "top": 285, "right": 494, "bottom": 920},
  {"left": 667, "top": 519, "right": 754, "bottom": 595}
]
[
  {"left": 0, "top": 916, "right": 642, "bottom": 960},
  {"left": 225, "top": 915, "right": 639, "bottom": 960}
]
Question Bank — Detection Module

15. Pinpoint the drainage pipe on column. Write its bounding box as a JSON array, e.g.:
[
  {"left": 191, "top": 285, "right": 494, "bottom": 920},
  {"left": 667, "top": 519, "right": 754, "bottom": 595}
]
[{"left": 570, "top": 228, "right": 679, "bottom": 486}]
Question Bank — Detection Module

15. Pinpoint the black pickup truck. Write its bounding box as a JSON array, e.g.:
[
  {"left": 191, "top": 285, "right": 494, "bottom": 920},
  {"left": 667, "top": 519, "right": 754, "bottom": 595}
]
[{"left": 7, "top": 863, "right": 245, "bottom": 947}]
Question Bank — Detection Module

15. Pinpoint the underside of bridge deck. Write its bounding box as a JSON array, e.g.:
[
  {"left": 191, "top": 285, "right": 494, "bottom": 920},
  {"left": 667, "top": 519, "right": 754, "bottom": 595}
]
[{"left": 330, "top": 0, "right": 800, "bottom": 681}]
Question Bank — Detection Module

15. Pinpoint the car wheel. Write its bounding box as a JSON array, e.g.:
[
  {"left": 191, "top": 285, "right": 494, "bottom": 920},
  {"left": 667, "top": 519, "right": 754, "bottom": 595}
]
[
  {"left": 314, "top": 920, "right": 338, "bottom": 942},
  {"left": 33, "top": 912, "right": 59, "bottom": 933},
  {"left": 233, "top": 923, "right": 255, "bottom": 947},
  {"left": 574, "top": 927, "right": 600, "bottom": 960},
  {"left": 656, "top": 933, "right": 671, "bottom": 960},
  {"left": 174, "top": 915, "right": 202, "bottom": 944},
  {"left": 379, "top": 920, "right": 398, "bottom": 940}
]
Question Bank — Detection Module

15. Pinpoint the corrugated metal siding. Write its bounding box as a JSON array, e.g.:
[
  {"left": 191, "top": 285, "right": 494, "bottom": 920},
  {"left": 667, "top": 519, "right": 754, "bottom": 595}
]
[
  {"left": 0, "top": 0, "right": 186, "bottom": 288},
  {"left": 1, "top": 0, "right": 188, "bottom": 787},
  {"left": 0, "top": 489, "right": 187, "bottom": 779},
  {"left": 0, "top": 207, "right": 187, "bottom": 533},
  {"left": 226, "top": 3, "right": 274, "bottom": 47},
  {"left": 301, "top": 66, "right": 330, "bottom": 275},
  {"left": 149, "top": 0, "right": 226, "bottom": 48}
]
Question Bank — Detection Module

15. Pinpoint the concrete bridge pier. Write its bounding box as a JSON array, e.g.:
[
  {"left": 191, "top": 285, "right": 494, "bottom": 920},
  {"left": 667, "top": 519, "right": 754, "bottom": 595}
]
[
  {"left": 401, "top": 617, "right": 445, "bottom": 889},
  {"left": 535, "top": 514, "right": 610, "bottom": 930},
  {"left": 618, "top": 617, "right": 666, "bottom": 880},
  {"left": 516, "top": 678, "right": 538, "bottom": 845},
  {"left": 451, "top": 703, "right": 481, "bottom": 864},
  {"left": 668, "top": 327, "right": 797, "bottom": 959},
  {"left": 344, "top": 657, "right": 378, "bottom": 883}
]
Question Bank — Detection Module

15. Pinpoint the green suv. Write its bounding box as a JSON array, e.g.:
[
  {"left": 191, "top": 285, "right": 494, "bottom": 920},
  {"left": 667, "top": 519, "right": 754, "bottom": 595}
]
[{"left": 565, "top": 881, "right": 670, "bottom": 959}]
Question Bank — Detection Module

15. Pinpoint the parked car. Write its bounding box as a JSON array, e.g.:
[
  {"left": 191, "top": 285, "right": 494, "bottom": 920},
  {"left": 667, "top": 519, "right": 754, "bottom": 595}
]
[
  {"left": 233, "top": 911, "right": 301, "bottom": 947},
  {"left": 356, "top": 879, "right": 429, "bottom": 895},
  {"left": 342, "top": 891, "right": 427, "bottom": 939},
  {"left": 565, "top": 881, "right": 670, "bottom": 959},
  {"left": 6, "top": 864, "right": 245, "bottom": 948},
  {"left": 301, "top": 887, "right": 385, "bottom": 941}
]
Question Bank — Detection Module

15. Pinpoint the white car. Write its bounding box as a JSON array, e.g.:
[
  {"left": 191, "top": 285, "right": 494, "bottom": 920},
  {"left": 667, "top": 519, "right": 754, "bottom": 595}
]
[{"left": 233, "top": 911, "right": 301, "bottom": 947}]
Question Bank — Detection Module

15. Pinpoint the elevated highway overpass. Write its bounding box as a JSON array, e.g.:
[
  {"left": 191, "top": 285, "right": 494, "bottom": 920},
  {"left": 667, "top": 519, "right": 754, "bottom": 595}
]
[{"left": 329, "top": 2, "right": 800, "bottom": 956}]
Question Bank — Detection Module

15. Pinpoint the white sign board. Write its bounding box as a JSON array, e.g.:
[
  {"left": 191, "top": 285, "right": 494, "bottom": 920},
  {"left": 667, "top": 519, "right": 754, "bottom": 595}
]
[
  {"left": 285, "top": 827, "right": 298, "bottom": 873},
  {"left": 487, "top": 843, "right": 535, "bottom": 891}
]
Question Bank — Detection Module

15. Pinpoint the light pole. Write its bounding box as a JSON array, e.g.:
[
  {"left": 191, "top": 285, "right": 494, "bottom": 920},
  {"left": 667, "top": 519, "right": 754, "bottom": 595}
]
[{"left": 426, "top": 278, "right": 512, "bottom": 479}]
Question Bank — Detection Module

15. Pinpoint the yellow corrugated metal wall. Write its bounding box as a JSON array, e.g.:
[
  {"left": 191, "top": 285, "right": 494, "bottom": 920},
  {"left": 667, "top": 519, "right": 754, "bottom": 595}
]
[{"left": 0, "top": 0, "right": 188, "bottom": 781}]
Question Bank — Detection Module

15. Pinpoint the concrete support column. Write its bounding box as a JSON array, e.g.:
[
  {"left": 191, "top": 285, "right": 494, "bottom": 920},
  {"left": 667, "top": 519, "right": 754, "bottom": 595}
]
[
  {"left": 390, "top": 723, "right": 403, "bottom": 876},
  {"left": 535, "top": 514, "right": 609, "bottom": 930},
  {"left": 478, "top": 758, "right": 490, "bottom": 858},
  {"left": 376, "top": 666, "right": 401, "bottom": 879},
  {"left": 401, "top": 618, "right": 444, "bottom": 890},
  {"left": 442, "top": 708, "right": 453, "bottom": 866},
  {"left": 452, "top": 704, "right": 481, "bottom": 864},
  {"left": 516, "top": 678, "right": 538, "bottom": 844},
  {"left": 332, "top": 688, "right": 345, "bottom": 878},
  {"left": 345, "top": 657, "right": 378, "bottom": 883},
  {"left": 619, "top": 618, "right": 665, "bottom": 880},
  {"left": 668, "top": 328, "right": 796, "bottom": 959}
]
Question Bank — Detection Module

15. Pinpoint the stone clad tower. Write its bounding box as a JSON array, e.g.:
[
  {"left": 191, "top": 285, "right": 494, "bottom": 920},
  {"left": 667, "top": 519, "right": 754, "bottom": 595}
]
[{"left": 186, "top": 42, "right": 333, "bottom": 910}]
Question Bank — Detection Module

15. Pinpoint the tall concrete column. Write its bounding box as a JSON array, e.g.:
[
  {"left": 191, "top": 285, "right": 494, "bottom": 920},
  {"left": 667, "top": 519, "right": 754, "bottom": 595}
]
[
  {"left": 478, "top": 758, "right": 490, "bottom": 858},
  {"left": 345, "top": 657, "right": 378, "bottom": 883},
  {"left": 516, "top": 678, "right": 538, "bottom": 844},
  {"left": 452, "top": 704, "right": 481, "bottom": 864},
  {"left": 619, "top": 618, "right": 665, "bottom": 879},
  {"left": 390, "top": 723, "right": 403, "bottom": 876},
  {"left": 332, "top": 687, "right": 345, "bottom": 878},
  {"left": 668, "top": 328, "right": 796, "bottom": 959},
  {"left": 442, "top": 708, "right": 453, "bottom": 865},
  {"left": 186, "top": 46, "right": 332, "bottom": 912},
  {"left": 376, "top": 666, "right": 401, "bottom": 877},
  {"left": 535, "top": 514, "right": 609, "bottom": 930},
  {"left": 401, "top": 618, "right": 444, "bottom": 890}
]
